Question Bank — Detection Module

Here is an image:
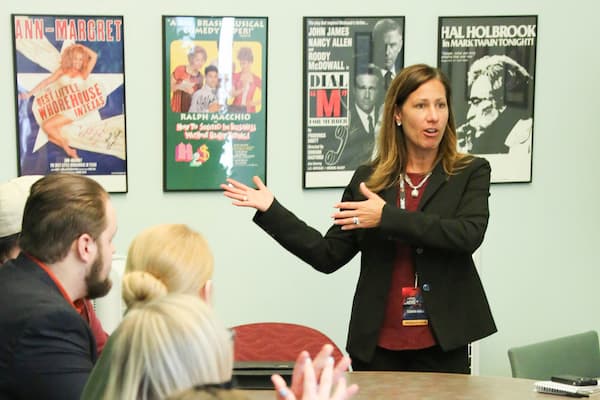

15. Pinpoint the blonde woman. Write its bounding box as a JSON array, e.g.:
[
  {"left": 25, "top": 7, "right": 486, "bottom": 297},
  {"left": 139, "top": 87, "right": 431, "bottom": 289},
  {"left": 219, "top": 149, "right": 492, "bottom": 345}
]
[
  {"left": 122, "top": 223, "right": 214, "bottom": 306},
  {"left": 82, "top": 293, "right": 235, "bottom": 399},
  {"left": 83, "top": 294, "right": 356, "bottom": 400}
]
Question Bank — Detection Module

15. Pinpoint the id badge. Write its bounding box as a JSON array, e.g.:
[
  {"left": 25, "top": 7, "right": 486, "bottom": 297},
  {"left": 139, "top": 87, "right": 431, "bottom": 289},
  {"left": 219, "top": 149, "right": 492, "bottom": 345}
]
[{"left": 402, "top": 286, "right": 429, "bottom": 326}]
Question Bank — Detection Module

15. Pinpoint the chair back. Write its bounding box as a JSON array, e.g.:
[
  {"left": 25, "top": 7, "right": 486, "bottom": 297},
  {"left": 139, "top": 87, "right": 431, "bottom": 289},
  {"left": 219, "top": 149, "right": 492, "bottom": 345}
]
[
  {"left": 508, "top": 330, "right": 600, "bottom": 380},
  {"left": 232, "top": 322, "right": 344, "bottom": 362}
]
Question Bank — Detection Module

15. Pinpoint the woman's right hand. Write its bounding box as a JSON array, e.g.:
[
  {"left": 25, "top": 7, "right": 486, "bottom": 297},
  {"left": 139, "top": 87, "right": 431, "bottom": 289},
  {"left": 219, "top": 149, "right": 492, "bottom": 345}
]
[{"left": 220, "top": 175, "right": 274, "bottom": 212}]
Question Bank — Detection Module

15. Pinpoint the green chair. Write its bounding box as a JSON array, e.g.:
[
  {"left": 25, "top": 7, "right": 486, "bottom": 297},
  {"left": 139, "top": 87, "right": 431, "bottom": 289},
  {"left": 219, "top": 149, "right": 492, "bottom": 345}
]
[{"left": 508, "top": 330, "right": 600, "bottom": 380}]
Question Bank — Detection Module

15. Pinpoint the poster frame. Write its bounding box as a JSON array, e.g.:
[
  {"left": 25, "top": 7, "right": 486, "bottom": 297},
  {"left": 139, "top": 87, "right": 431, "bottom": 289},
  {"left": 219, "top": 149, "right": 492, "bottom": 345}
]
[
  {"left": 437, "top": 15, "right": 538, "bottom": 183},
  {"left": 11, "top": 13, "right": 128, "bottom": 192},
  {"left": 162, "top": 15, "right": 268, "bottom": 192},
  {"left": 302, "top": 16, "right": 405, "bottom": 189}
]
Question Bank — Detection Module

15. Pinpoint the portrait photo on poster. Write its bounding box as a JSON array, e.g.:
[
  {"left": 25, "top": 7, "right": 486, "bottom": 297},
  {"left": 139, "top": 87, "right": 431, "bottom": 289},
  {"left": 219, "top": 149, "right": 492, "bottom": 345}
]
[
  {"left": 12, "top": 14, "right": 128, "bottom": 192},
  {"left": 162, "top": 16, "right": 268, "bottom": 191},
  {"left": 438, "top": 15, "right": 538, "bottom": 183},
  {"left": 303, "top": 16, "right": 405, "bottom": 188}
]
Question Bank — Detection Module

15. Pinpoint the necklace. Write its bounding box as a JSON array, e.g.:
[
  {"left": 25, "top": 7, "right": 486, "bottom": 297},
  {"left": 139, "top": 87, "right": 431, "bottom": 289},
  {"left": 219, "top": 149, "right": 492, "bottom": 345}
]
[{"left": 403, "top": 172, "right": 432, "bottom": 198}]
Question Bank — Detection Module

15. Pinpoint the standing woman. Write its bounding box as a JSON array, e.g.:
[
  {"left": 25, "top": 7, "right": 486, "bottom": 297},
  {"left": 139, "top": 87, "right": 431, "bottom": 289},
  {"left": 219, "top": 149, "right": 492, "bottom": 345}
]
[
  {"left": 20, "top": 43, "right": 97, "bottom": 158},
  {"left": 221, "top": 64, "right": 496, "bottom": 373}
]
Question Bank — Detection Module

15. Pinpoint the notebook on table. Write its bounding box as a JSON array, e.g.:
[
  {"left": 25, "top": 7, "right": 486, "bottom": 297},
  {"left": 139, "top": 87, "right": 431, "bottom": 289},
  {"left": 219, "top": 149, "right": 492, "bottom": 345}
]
[{"left": 534, "top": 380, "right": 600, "bottom": 397}]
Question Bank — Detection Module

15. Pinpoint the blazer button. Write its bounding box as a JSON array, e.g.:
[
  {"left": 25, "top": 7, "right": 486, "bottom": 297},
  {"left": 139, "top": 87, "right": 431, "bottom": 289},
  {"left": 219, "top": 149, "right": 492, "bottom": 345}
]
[
  {"left": 422, "top": 283, "right": 430, "bottom": 292},
  {"left": 415, "top": 247, "right": 424, "bottom": 255}
]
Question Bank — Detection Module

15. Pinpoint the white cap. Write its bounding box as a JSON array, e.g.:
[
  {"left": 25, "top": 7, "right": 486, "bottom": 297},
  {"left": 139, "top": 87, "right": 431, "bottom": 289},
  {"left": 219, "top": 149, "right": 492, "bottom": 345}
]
[{"left": 0, "top": 175, "right": 44, "bottom": 238}]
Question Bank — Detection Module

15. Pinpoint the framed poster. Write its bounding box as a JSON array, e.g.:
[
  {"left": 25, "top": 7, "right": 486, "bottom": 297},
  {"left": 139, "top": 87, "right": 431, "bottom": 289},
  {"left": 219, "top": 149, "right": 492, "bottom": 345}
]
[
  {"left": 303, "top": 17, "right": 405, "bottom": 188},
  {"left": 12, "top": 14, "right": 128, "bottom": 192},
  {"left": 438, "top": 15, "right": 537, "bottom": 183},
  {"left": 163, "top": 16, "right": 268, "bottom": 191}
]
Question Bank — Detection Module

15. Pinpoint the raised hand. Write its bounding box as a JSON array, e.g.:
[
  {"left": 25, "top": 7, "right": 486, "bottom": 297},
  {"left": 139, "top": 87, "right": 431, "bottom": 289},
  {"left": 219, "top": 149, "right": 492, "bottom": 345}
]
[
  {"left": 271, "top": 351, "right": 358, "bottom": 400},
  {"left": 278, "top": 344, "right": 352, "bottom": 400},
  {"left": 220, "top": 175, "right": 274, "bottom": 212}
]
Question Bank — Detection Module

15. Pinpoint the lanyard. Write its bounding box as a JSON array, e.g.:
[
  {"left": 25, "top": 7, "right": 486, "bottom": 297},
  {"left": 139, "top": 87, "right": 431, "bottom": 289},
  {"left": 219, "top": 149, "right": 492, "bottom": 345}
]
[
  {"left": 399, "top": 176, "right": 406, "bottom": 210},
  {"left": 398, "top": 176, "right": 420, "bottom": 290}
]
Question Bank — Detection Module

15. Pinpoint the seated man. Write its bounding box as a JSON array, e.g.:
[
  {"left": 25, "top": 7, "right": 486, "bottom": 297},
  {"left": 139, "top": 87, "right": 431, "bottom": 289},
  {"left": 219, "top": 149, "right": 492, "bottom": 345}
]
[
  {"left": 0, "top": 173, "right": 117, "bottom": 400},
  {"left": 0, "top": 175, "right": 109, "bottom": 354}
]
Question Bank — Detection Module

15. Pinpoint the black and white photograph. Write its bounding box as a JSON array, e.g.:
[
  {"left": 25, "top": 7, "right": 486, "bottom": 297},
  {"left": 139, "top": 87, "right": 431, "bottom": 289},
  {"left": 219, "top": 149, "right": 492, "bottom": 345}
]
[
  {"left": 438, "top": 15, "right": 537, "bottom": 183},
  {"left": 303, "top": 16, "right": 404, "bottom": 188}
]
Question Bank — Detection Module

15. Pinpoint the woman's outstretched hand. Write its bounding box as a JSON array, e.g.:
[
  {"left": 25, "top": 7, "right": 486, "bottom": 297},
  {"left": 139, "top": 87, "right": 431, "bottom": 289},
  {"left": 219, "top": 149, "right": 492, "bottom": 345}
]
[{"left": 220, "top": 175, "right": 274, "bottom": 212}]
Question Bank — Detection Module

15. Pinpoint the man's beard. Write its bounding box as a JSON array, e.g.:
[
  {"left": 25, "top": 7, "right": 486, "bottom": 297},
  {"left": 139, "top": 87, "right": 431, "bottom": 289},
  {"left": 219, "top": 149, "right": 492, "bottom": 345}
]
[{"left": 85, "top": 246, "right": 112, "bottom": 299}]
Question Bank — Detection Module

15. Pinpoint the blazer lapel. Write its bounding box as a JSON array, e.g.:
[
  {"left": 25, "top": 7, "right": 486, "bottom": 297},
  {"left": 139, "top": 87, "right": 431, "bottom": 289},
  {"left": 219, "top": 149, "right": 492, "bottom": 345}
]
[
  {"left": 419, "top": 162, "right": 447, "bottom": 210},
  {"left": 380, "top": 181, "right": 398, "bottom": 206}
]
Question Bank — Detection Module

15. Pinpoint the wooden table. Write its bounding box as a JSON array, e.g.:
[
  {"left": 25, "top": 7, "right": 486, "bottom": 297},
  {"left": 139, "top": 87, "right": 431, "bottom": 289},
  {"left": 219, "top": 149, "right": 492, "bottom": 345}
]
[{"left": 240, "top": 371, "right": 564, "bottom": 399}]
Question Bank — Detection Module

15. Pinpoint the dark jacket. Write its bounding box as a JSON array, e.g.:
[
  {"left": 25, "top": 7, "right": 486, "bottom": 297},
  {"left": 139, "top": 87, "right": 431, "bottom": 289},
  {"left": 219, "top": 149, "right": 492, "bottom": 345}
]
[
  {"left": 0, "top": 254, "right": 97, "bottom": 400},
  {"left": 253, "top": 157, "right": 497, "bottom": 363}
]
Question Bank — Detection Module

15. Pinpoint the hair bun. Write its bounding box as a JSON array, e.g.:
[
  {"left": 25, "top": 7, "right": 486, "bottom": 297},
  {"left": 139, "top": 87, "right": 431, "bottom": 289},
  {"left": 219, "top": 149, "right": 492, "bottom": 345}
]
[{"left": 122, "top": 270, "right": 168, "bottom": 308}]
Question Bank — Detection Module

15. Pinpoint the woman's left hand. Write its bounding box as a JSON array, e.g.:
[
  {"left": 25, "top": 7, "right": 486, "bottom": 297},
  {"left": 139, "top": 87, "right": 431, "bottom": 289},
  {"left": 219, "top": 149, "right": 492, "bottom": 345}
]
[
  {"left": 272, "top": 354, "right": 358, "bottom": 400},
  {"left": 277, "top": 344, "right": 352, "bottom": 400},
  {"left": 332, "top": 182, "right": 386, "bottom": 230}
]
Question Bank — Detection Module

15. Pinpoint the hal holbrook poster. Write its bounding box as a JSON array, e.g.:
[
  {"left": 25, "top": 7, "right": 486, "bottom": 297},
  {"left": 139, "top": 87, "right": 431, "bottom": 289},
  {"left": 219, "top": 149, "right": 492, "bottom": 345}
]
[
  {"left": 13, "top": 14, "right": 127, "bottom": 192},
  {"left": 438, "top": 15, "right": 537, "bottom": 183}
]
